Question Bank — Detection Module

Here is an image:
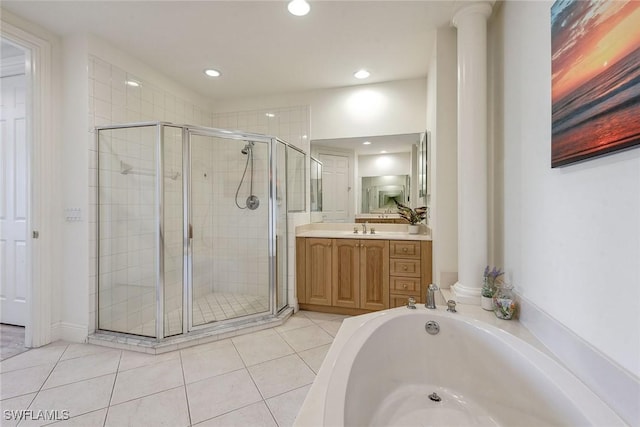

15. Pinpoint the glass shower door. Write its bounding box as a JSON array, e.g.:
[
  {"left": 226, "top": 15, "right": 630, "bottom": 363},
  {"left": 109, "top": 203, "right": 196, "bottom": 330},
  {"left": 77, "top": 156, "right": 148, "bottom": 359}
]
[{"left": 189, "top": 132, "right": 271, "bottom": 327}]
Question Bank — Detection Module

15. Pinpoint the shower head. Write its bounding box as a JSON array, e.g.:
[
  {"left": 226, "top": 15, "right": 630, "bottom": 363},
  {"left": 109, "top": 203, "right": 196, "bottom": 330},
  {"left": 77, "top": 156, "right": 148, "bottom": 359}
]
[{"left": 241, "top": 141, "right": 254, "bottom": 155}]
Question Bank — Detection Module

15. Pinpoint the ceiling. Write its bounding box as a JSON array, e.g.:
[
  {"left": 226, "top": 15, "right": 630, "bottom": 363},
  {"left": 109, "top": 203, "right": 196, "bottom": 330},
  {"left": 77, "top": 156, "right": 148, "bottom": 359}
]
[
  {"left": 2, "top": 1, "right": 461, "bottom": 102},
  {"left": 312, "top": 133, "right": 420, "bottom": 155}
]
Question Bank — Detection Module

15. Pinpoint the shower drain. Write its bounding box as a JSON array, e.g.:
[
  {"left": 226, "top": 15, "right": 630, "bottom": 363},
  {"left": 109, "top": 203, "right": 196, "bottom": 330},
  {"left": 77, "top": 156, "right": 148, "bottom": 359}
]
[{"left": 428, "top": 392, "right": 442, "bottom": 402}]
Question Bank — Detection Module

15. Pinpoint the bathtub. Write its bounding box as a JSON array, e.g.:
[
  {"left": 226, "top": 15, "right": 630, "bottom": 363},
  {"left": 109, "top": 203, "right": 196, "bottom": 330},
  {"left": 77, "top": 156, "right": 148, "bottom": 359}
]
[{"left": 295, "top": 306, "right": 625, "bottom": 426}]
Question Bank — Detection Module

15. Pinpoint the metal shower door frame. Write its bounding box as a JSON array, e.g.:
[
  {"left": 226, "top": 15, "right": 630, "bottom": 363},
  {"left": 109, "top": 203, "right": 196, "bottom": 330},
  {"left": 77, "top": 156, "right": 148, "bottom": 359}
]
[{"left": 183, "top": 127, "right": 278, "bottom": 334}]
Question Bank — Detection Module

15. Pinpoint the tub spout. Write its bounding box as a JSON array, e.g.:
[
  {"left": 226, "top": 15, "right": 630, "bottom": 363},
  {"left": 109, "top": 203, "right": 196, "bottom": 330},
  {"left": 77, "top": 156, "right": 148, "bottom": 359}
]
[{"left": 426, "top": 283, "right": 439, "bottom": 309}]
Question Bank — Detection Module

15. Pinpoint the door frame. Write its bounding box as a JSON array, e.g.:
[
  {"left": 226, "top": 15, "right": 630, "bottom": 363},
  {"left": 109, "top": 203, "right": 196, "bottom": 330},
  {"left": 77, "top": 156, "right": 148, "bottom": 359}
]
[{"left": 1, "top": 18, "right": 56, "bottom": 347}]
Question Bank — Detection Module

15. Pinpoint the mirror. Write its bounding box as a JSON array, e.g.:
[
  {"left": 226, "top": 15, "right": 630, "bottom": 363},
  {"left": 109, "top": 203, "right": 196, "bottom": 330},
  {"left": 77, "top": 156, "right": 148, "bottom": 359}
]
[
  {"left": 361, "top": 175, "right": 410, "bottom": 213},
  {"left": 310, "top": 157, "right": 322, "bottom": 212},
  {"left": 311, "top": 133, "right": 420, "bottom": 222}
]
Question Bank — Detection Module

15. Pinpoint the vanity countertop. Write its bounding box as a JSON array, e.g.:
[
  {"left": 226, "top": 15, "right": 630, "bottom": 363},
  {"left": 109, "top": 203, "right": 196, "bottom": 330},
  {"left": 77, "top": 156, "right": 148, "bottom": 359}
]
[{"left": 295, "top": 223, "right": 431, "bottom": 241}]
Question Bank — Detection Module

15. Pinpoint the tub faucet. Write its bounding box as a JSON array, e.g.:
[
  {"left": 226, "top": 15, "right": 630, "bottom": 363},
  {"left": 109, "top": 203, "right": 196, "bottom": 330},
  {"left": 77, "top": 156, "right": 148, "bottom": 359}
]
[{"left": 426, "top": 283, "right": 439, "bottom": 309}]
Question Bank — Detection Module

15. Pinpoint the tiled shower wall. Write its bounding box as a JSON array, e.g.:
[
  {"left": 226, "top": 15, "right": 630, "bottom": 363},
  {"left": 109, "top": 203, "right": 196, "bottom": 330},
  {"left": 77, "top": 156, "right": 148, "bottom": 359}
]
[{"left": 88, "top": 54, "right": 310, "bottom": 334}]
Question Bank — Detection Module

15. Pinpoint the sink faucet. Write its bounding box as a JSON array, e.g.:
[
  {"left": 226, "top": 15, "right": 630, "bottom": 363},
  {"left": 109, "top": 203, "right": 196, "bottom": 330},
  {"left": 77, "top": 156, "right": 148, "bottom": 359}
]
[
  {"left": 426, "top": 283, "right": 439, "bottom": 309},
  {"left": 362, "top": 222, "right": 368, "bottom": 234}
]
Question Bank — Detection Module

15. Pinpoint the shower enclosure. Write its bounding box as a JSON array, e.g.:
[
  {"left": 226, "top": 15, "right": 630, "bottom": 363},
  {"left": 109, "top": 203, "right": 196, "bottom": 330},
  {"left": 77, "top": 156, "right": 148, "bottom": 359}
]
[{"left": 95, "top": 122, "right": 293, "bottom": 340}]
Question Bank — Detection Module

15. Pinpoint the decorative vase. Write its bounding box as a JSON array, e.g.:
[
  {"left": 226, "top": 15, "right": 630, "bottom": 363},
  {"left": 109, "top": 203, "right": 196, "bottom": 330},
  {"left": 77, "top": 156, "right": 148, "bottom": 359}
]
[
  {"left": 481, "top": 295, "right": 494, "bottom": 310},
  {"left": 407, "top": 224, "right": 420, "bottom": 234},
  {"left": 493, "top": 283, "right": 516, "bottom": 320}
]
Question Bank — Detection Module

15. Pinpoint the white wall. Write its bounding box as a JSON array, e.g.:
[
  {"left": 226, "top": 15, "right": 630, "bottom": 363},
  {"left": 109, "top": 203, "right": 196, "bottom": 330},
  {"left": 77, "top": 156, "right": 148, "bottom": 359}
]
[
  {"left": 211, "top": 78, "right": 427, "bottom": 141},
  {"left": 358, "top": 152, "right": 411, "bottom": 177},
  {"left": 427, "top": 27, "right": 458, "bottom": 288},
  {"left": 492, "top": 1, "right": 640, "bottom": 378}
]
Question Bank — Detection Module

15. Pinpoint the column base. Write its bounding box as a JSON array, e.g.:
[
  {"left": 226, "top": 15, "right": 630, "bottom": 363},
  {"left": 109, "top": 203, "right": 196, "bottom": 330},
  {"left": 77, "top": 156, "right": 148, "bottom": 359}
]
[{"left": 451, "top": 282, "right": 481, "bottom": 305}]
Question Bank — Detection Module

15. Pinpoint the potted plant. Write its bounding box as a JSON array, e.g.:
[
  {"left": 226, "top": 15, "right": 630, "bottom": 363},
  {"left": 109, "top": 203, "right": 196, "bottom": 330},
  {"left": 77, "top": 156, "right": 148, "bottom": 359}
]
[
  {"left": 481, "top": 266, "right": 504, "bottom": 310},
  {"left": 395, "top": 202, "right": 427, "bottom": 234}
]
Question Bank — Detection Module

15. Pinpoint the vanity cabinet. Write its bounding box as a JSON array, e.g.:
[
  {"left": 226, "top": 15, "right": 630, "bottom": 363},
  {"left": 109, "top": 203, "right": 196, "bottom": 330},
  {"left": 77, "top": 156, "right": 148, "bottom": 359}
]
[
  {"left": 389, "top": 240, "right": 429, "bottom": 308},
  {"left": 297, "top": 237, "right": 431, "bottom": 314},
  {"left": 304, "top": 238, "right": 333, "bottom": 306}
]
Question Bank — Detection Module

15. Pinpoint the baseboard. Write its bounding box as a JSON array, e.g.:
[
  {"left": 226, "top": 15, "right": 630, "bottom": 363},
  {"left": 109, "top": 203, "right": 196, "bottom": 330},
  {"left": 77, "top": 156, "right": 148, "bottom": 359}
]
[
  {"left": 51, "top": 322, "right": 88, "bottom": 343},
  {"left": 518, "top": 294, "right": 639, "bottom": 425}
]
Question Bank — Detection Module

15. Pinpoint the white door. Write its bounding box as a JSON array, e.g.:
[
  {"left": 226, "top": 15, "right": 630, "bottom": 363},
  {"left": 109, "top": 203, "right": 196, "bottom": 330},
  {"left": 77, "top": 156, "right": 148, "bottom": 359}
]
[
  {"left": 319, "top": 154, "right": 349, "bottom": 222},
  {"left": 0, "top": 73, "right": 28, "bottom": 325}
]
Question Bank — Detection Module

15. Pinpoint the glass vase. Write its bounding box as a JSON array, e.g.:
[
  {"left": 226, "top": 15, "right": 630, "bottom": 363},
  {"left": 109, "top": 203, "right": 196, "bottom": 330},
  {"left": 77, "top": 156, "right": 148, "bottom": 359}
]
[{"left": 493, "top": 283, "right": 516, "bottom": 320}]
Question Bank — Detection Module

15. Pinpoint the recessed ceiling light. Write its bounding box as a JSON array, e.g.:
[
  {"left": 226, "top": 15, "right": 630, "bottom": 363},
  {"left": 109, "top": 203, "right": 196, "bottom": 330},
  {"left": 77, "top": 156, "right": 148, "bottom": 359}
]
[
  {"left": 354, "top": 69, "right": 370, "bottom": 79},
  {"left": 288, "top": 0, "right": 310, "bottom": 16},
  {"left": 125, "top": 80, "right": 140, "bottom": 87},
  {"left": 362, "top": 141, "right": 371, "bottom": 145},
  {"left": 302, "top": 135, "right": 308, "bottom": 139},
  {"left": 265, "top": 113, "right": 276, "bottom": 118},
  {"left": 380, "top": 150, "right": 387, "bottom": 154},
  {"left": 204, "top": 69, "right": 221, "bottom": 77}
]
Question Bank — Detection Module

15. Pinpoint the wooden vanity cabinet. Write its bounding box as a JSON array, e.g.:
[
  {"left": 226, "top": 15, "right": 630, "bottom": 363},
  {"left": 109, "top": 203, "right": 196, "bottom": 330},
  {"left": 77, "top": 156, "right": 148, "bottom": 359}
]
[
  {"left": 330, "top": 239, "right": 389, "bottom": 310},
  {"left": 304, "top": 238, "right": 333, "bottom": 306},
  {"left": 389, "top": 240, "right": 432, "bottom": 308},
  {"left": 297, "top": 237, "right": 430, "bottom": 314}
]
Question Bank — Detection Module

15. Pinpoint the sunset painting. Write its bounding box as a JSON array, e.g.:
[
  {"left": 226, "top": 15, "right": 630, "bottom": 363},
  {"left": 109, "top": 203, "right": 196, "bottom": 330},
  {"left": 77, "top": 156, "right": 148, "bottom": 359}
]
[{"left": 551, "top": 0, "right": 640, "bottom": 167}]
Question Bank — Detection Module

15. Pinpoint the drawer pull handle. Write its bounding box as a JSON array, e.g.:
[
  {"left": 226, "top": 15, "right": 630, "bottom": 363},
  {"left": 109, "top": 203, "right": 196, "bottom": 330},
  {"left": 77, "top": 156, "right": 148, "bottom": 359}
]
[
  {"left": 403, "top": 266, "right": 408, "bottom": 271},
  {"left": 403, "top": 248, "right": 408, "bottom": 252},
  {"left": 403, "top": 284, "right": 408, "bottom": 289}
]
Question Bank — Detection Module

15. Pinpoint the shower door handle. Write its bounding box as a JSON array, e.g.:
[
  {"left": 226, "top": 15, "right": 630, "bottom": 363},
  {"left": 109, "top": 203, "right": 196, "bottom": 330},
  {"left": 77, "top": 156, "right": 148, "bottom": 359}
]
[{"left": 188, "top": 224, "right": 193, "bottom": 239}]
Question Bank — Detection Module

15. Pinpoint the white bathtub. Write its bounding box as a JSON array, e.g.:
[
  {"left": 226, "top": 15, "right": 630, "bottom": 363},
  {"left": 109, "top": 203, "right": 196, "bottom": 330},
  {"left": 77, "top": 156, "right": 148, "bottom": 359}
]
[{"left": 296, "top": 306, "right": 625, "bottom": 426}]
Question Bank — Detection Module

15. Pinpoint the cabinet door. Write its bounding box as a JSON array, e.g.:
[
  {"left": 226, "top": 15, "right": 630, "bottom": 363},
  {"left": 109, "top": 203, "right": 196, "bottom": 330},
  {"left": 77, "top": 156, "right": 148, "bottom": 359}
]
[
  {"left": 360, "top": 240, "right": 389, "bottom": 311},
  {"left": 305, "top": 238, "right": 333, "bottom": 306},
  {"left": 332, "top": 239, "right": 360, "bottom": 308}
]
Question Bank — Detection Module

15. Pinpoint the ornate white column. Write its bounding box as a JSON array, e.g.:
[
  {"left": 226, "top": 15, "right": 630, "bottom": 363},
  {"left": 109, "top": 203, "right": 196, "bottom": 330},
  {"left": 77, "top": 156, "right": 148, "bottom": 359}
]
[{"left": 451, "top": 2, "right": 493, "bottom": 304}]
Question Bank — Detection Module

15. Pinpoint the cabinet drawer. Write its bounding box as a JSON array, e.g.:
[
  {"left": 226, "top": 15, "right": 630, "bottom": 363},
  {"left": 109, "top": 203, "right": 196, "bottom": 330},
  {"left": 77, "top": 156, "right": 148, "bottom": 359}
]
[
  {"left": 390, "top": 241, "right": 421, "bottom": 259},
  {"left": 390, "top": 276, "right": 421, "bottom": 293},
  {"left": 390, "top": 258, "right": 421, "bottom": 277}
]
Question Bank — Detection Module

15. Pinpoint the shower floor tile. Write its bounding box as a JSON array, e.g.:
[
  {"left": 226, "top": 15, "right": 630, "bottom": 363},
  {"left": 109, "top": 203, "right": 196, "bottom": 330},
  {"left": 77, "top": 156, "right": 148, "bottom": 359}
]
[{"left": 100, "top": 289, "right": 269, "bottom": 337}]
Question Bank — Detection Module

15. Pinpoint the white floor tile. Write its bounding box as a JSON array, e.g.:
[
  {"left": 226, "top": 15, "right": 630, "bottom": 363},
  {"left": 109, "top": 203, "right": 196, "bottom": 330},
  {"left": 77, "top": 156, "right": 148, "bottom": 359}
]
[
  {"left": 277, "top": 325, "right": 333, "bottom": 353},
  {"left": 248, "top": 354, "right": 315, "bottom": 399},
  {"left": 186, "top": 369, "right": 262, "bottom": 425},
  {"left": 0, "top": 344, "right": 67, "bottom": 373},
  {"left": 193, "top": 401, "right": 276, "bottom": 427},
  {"left": 59, "top": 343, "right": 114, "bottom": 361},
  {"left": 0, "top": 392, "right": 36, "bottom": 427},
  {"left": 23, "top": 374, "right": 115, "bottom": 426},
  {"left": 105, "top": 386, "right": 189, "bottom": 427},
  {"left": 110, "top": 358, "right": 184, "bottom": 405},
  {"left": 0, "top": 364, "right": 54, "bottom": 400},
  {"left": 42, "top": 351, "right": 121, "bottom": 390},
  {"left": 274, "top": 315, "right": 314, "bottom": 333},
  {"left": 297, "top": 344, "right": 331, "bottom": 374},
  {"left": 315, "top": 319, "right": 343, "bottom": 337},
  {"left": 46, "top": 408, "right": 107, "bottom": 427},
  {"left": 298, "top": 311, "right": 346, "bottom": 322},
  {"left": 232, "top": 330, "right": 294, "bottom": 367},
  {"left": 266, "top": 384, "right": 311, "bottom": 427},
  {"left": 118, "top": 349, "right": 180, "bottom": 372},
  {"left": 180, "top": 341, "right": 244, "bottom": 384}
]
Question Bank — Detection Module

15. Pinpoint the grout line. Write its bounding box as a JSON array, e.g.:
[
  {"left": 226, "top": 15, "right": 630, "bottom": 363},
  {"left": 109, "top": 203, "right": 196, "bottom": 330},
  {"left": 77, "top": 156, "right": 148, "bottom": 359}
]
[
  {"left": 104, "top": 350, "right": 123, "bottom": 426},
  {"left": 178, "top": 352, "right": 193, "bottom": 427}
]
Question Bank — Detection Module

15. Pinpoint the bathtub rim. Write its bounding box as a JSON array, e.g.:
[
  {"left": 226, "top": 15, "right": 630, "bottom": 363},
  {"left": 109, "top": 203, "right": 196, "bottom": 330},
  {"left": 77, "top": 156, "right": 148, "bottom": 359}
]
[{"left": 294, "top": 305, "right": 626, "bottom": 426}]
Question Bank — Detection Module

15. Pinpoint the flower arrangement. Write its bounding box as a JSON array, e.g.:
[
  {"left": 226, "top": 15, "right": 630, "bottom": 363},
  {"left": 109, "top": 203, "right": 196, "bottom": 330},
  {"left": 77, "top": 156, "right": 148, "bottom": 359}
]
[
  {"left": 481, "top": 265, "right": 504, "bottom": 298},
  {"left": 395, "top": 202, "right": 428, "bottom": 225}
]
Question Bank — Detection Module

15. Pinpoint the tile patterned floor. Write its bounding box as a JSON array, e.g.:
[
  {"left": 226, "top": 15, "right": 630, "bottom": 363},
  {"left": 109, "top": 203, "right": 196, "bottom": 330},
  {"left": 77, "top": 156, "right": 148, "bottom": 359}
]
[
  {"left": 0, "top": 311, "right": 347, "bottom": 427},
  {"left": 1, "top": 324, "right": 28, "bottom": 360}
]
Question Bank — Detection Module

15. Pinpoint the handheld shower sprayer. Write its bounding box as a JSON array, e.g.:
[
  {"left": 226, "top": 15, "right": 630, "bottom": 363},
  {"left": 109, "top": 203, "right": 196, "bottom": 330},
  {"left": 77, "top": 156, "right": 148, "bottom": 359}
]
[{"left": 235, "top": 141, "right": 260, "bottom": 210}]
